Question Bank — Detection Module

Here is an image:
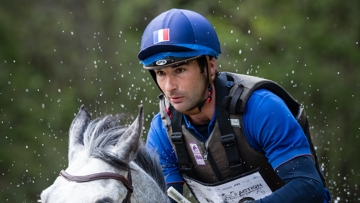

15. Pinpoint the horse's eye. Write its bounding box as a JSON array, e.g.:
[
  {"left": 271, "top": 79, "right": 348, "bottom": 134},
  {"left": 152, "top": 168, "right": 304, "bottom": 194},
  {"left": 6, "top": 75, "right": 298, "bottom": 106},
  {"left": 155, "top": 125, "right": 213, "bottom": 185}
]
[{"left": 95, "top": 197, "right": 114, "bottom": 203}]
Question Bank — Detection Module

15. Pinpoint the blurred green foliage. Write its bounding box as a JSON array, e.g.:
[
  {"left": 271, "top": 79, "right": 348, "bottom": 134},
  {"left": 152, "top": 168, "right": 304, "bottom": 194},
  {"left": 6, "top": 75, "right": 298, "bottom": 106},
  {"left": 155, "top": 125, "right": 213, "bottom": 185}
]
[{"left": 0, "top": 0, "right": 359, "bottom": 202}]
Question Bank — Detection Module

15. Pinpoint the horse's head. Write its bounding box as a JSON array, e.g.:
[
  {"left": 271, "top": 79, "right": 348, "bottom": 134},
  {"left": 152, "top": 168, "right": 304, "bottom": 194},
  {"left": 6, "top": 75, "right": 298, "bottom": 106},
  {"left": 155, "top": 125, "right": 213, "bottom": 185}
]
[{"left": 40, "top": 105, "right": 170, "bottom": 203}]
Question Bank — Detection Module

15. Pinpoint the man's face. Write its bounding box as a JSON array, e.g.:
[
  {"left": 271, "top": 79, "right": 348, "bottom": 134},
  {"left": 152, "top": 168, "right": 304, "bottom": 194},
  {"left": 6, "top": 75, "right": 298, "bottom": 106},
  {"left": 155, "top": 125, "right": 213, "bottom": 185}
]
[{"left": 154, "top": 60, "right": 208, "bottom": 114}]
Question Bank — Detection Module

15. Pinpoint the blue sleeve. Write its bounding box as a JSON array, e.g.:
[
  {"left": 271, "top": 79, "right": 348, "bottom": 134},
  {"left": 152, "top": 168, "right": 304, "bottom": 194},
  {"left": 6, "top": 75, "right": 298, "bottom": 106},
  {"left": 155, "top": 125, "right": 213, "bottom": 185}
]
[
  {"left": 243, "top": 89, "right": 311, "bottom": 169},
  {"left": 243, "top": 89, "right": 331, "bottom": 202},
  {"left": 257, "top": 156, "right": 330, "bottom": 203},
  {"left": 145, "top": 113, "right": 183, "bottom": 184}
]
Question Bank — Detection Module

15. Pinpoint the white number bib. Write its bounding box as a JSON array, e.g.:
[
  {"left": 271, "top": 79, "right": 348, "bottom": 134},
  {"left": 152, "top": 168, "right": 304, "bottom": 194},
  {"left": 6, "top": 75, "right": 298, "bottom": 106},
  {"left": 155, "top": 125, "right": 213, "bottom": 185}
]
[{"left": 183, "top": 170, "right": 272, "bottom": 203}]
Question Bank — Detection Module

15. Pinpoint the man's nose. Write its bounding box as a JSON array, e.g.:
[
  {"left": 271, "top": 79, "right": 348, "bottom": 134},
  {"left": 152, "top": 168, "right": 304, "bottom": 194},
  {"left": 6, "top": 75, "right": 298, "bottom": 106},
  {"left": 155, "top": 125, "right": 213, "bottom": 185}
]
[{"left": 164, "top": 75, "right": 176, "bottom": 92}]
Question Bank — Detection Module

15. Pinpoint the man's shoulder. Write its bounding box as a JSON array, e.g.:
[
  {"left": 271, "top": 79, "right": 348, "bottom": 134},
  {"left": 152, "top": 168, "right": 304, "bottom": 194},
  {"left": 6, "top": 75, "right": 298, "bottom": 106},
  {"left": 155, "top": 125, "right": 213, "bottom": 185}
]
[
  {"left": 244, "top": 89, "right": 288, "bottom": 121},
  {"left": 152, "top": 111, "right": 162, "bottom": 119},
  {"left": 247, "top": 89, "right": 286, "bottom": 109},
  {"left": 147, "top": 112, "right": 168, "bottom": 142},
  {"left": 150, "top": 112, "right": 163, "bottom": 125},
  {"left": 251, "top": 88, "right": 279, "bottom": 98}
]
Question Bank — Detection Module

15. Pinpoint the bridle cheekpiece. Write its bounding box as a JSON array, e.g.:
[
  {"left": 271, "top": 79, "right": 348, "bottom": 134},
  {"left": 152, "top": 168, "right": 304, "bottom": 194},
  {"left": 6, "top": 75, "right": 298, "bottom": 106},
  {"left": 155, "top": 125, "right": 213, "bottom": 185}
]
[{"left": 59, "top": 168, "right": 133, "bottom": 203}]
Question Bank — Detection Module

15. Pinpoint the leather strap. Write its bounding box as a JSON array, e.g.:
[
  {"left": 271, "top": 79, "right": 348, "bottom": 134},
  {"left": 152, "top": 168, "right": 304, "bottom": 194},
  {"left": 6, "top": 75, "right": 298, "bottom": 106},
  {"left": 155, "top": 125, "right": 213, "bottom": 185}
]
[{"left": 60, "top": 169, "right": 133, "bottom": 203}]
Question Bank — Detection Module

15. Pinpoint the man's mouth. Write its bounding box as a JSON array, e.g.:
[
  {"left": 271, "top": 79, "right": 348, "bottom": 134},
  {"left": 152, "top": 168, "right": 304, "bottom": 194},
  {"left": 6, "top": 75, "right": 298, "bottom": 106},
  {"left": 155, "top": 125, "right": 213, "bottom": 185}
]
[{"left": 169, "top": 96, "right": 183, "bottom": 103}]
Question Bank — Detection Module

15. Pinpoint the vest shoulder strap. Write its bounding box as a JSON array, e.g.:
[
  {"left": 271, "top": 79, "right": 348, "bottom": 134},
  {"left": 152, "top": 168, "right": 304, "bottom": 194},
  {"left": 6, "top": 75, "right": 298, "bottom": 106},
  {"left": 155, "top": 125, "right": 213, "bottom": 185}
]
[
  {"left": 223, "top": 73, "right": 300, "bottom": 116},
  {"left": 214, "top": 73, "right": 245, "bottom": 177},
  {"left": 158, "top": 94, "right": 194, "bottom": 176}
]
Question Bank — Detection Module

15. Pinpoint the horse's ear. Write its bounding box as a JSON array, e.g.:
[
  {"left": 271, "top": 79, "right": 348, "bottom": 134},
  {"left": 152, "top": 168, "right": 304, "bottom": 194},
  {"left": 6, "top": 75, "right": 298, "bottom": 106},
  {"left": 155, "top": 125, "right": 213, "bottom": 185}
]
[
  {"left": 115, "top": 105, "right": 143, "bottom": 163},
  {"left": 68, "top": 105, "right": 91, "bottom": 163}
]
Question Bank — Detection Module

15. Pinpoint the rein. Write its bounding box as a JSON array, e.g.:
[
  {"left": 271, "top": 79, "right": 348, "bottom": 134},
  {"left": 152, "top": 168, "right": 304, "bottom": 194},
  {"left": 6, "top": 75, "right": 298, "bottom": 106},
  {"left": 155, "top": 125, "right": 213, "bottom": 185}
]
[{"left": 59, "top": 169, "right": 133, "bottom": 203}]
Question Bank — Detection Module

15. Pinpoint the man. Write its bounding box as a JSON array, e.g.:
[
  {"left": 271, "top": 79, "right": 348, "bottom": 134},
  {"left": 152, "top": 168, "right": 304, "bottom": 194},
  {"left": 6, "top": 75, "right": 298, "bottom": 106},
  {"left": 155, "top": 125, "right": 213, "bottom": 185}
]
[{"left": 138, "top": 8, "right": 331, "bottom": 203}]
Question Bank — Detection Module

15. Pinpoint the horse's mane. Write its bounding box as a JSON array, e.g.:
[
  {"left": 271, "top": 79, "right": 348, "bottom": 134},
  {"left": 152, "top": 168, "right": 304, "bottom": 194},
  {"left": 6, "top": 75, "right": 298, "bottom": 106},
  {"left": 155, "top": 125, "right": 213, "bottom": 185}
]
[{"left": 81, "top": 114, "right": 167, "bottom": 192}]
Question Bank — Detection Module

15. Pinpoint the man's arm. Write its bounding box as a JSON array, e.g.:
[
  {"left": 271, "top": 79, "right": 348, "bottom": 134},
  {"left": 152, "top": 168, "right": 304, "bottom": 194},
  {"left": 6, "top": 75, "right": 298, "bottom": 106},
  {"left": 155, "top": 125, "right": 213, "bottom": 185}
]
[
  {"left": 256, "top": 156, "right": 325, "bottom": 203},
  {"left": 146, "top": 113, "right": 184, "bottom": 202},
  {"left": 243, "top": 89, "right": 330, "bottom": 202}
]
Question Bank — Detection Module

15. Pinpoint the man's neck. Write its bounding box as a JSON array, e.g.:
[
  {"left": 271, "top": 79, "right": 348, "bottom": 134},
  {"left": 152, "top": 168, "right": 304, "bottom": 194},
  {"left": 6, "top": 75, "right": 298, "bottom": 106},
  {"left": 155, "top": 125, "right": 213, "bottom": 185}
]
[{"left": 187, "top": 88, "right": 216, "bottom": 125}]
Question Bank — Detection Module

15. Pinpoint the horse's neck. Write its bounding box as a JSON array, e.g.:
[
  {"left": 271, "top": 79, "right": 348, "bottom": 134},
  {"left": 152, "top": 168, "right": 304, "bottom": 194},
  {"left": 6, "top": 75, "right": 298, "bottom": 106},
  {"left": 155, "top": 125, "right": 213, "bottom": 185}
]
[{"left": 129, "top": 163, "right": 170, "bottom": 203}]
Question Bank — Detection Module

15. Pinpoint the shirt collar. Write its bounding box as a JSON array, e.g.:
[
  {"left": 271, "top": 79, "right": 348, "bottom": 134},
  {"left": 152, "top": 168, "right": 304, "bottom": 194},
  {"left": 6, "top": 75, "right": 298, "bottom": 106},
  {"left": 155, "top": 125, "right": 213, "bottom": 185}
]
[{"left": 183, "top": 109, "right": 217, "bottom": 140}]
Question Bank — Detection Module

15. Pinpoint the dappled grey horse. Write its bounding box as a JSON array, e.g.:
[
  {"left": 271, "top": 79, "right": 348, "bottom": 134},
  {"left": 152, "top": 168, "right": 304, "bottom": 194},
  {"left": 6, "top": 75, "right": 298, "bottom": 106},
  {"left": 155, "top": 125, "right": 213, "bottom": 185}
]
[{"left": 40, "top": 105, "right": 170, "bottom": 203}]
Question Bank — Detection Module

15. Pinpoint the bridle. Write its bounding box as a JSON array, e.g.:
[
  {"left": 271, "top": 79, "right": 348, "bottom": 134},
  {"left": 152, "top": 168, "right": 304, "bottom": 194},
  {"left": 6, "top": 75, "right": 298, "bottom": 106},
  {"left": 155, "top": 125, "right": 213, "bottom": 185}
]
[
  {"left": 59, "top": 169, "right": 133, "bottom": 203},
  {"left": 59, "top": 168, "right": 133, "bottom": 203}
]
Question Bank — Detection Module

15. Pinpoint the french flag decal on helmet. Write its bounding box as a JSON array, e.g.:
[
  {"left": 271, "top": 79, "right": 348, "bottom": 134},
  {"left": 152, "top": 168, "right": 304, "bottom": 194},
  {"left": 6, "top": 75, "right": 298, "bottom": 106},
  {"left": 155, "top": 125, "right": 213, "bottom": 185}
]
[{"left": 153, "top": 28, "right": 170, "bottom": 44}]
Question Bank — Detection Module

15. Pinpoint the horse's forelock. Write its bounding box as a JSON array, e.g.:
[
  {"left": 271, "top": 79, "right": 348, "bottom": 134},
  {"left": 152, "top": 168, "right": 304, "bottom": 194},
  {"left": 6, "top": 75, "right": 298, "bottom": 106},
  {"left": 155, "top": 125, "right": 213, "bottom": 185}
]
[
  {"left": 81, "top": 114, "right": 126, "bottom": 164},
  {"left": 83, "top": 115, "right": 125, "bottom": 147},
  {"left": 80, "top": 114, "right": 166, "bottom": 191}
]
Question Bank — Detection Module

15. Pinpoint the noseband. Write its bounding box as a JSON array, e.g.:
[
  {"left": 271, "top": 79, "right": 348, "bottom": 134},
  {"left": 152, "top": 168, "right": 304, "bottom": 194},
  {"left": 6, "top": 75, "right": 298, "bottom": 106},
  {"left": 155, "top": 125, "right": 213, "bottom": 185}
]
[{"left": 59, "top": 168, "right": 133, "bottom": 203}]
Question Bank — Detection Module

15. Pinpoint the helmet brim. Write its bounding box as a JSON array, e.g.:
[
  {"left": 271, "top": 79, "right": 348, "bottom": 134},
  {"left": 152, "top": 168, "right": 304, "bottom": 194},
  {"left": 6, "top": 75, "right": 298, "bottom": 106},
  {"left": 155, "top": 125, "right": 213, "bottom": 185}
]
[{"left": 143, "top": 55, "right": 203, "bottom": 70}]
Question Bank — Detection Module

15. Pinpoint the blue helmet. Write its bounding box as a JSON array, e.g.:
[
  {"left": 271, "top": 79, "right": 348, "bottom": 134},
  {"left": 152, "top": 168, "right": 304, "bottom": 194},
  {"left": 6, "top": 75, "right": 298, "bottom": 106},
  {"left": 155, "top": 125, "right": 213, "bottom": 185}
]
[{"left": 138, "top": 9, "right": 221, "bottom": 69}]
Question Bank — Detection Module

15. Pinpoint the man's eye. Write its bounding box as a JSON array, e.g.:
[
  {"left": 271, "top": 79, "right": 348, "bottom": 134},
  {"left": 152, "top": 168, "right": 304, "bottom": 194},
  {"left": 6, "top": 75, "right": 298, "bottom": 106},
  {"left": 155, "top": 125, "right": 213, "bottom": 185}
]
[
  {"left": 175, "top": 68, "right": 185, "bottom": 73},
  {"left": 155, "top": 71, "right": 165, "bottom": 76}
]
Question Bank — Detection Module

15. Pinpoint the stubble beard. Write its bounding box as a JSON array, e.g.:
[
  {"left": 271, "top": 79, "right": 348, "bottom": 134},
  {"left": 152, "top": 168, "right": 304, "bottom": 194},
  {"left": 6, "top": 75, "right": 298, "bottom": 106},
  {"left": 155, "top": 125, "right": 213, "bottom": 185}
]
[
  {"left": 170, "top": 86, "right": 208, "bottom": 115},
  {"left": 169, "top": 71, "right": 209, "bottom": 115}
]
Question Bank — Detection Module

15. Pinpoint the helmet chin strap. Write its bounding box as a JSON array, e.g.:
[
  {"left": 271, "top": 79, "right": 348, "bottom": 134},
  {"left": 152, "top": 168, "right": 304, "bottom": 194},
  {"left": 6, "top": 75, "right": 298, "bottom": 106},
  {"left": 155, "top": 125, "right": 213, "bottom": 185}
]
[
  {"left": 182, "top": 56, "right": 215, "bottom": 115},
  {"left": 182, "top": 84, "right": 212, "bottom": 115}
]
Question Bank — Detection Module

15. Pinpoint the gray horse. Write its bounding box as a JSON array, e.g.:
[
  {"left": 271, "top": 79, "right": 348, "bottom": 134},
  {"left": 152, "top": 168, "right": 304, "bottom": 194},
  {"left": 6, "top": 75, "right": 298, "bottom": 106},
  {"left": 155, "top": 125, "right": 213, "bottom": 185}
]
[{"left": 40, "top": 105, "right": 170, "bottom": 203}]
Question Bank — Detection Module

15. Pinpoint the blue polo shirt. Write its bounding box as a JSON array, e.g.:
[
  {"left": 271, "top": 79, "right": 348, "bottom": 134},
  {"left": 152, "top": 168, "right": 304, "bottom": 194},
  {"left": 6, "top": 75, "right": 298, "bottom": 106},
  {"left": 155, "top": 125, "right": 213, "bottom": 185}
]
[{"left": 146, "top": 88, "right": 311, "bottom": 182}]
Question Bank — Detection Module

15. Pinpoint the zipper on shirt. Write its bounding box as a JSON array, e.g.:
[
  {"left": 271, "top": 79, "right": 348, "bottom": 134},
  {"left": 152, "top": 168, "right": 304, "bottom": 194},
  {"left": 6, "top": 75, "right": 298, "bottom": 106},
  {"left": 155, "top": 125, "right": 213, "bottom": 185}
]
[
  {"left": 203, "top": 141, "right": 210, "bottom": 160},
  {"left": 203, "top": 149, "right": 208, "bottom": 160}
]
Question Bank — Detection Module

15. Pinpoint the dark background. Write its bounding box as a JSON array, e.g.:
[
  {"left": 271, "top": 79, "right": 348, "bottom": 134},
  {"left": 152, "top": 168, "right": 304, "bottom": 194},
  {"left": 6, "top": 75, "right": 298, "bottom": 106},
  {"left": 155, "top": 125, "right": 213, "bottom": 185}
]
[{"left": 0, "top": 1, "right": 359, "bottom": 202}]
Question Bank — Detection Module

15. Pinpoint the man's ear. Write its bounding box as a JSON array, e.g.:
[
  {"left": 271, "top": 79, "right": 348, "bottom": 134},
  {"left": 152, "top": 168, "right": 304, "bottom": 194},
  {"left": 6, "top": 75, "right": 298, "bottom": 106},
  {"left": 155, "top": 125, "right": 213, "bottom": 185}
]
[{"left": 207, "top": 56, "right": 217, "bottom": 84}]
